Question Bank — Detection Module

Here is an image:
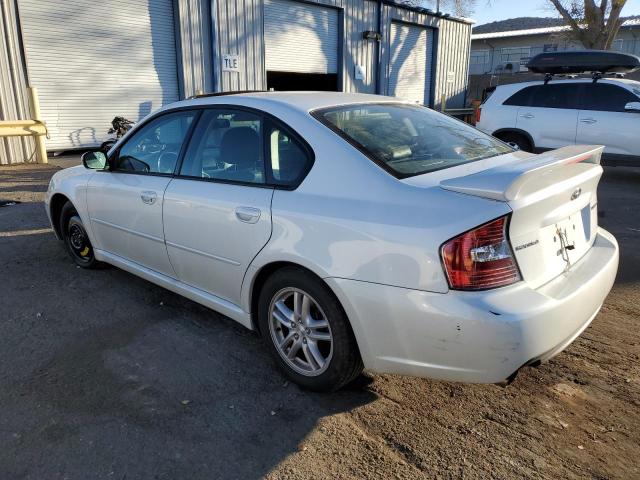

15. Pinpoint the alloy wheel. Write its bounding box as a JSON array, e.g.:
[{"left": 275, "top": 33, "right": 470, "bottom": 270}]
[{"left": 268, "top": 287, "right": 333, "bottom": 377}]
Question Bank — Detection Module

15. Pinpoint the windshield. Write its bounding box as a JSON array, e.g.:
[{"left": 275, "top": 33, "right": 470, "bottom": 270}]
[{"left": 315, "top": 103, "right": 513, "bottom": 178}]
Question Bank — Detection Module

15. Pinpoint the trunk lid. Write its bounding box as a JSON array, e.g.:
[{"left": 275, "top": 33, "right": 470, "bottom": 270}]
[{"left": 440, "top": 145, "right": 604, "bottom": 289}]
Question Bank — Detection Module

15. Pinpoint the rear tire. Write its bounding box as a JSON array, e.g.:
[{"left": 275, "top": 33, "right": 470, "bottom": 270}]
[
  {"left": 258, "top": 267, "right": 363, "bottom": 392},
  {"left": 59, "top": 202, "right": 101, "bottom": 269},
  {"left": 496, "top": 132, "right": 533, "bottom": 152}
]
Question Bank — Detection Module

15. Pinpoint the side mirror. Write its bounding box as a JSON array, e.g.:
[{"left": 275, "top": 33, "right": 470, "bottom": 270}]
[
  {"left": 82, "top": 151, "right": 107, "bottom": 170},
  {"left": 624, "top": 101, "right": 640, "bottom": 112}
]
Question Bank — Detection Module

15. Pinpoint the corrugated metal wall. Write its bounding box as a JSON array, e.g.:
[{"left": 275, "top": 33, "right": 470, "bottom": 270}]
[
  {"left": 378, "top": 3, "right": 471, "bottom": 109},
  {"left": 1, "top": 0, "right": 472, "bottom": 163},
  {"left": 176, "top": 0, "right": 214, "bottom": 98},
  {"left": 344, "top": 0, "right": 378, "bottom": 94},
  {"left": 175, "top": 0, "right": 472, "bottom": 105},
  {"left": 0, "top": 0, "right": 34, "bottom": 165},
  {"left": 433, "top": 17, "right": 471, "bottom": 109},
  {"left": 213, "top": 0, "right": 265, "bottom": 92}
]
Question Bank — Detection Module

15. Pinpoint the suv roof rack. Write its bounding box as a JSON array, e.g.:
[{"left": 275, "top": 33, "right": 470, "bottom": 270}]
[
  {"left": 542, "top": 70, "right": 627, "bottom": 84},
  {"left": 187, "top": 90, "right": 266, "bottom": 100}
]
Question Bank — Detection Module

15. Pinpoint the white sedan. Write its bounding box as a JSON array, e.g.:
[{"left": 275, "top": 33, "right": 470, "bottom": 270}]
[{"left": 45, "top": 92, "right": 619, "bottom": 391}]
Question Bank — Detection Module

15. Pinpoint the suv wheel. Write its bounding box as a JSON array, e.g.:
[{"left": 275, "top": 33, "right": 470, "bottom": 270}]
[
  {"left": 497, "top": 132, "right": 533, "bottom": 152},
  {"left": 258, "top": 267, "right": 363, "bottom": 391}
]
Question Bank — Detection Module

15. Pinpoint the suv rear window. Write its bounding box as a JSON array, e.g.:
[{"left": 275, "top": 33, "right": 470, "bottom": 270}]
[
  {"left": 580, "top": 83, "right": 639, "bottom": 112},
  {"left": 504, "top": 84, "right": 580, "bottom": 109},
  {"left": 313, "top": 103, "right": 513, "bottom": 178}
]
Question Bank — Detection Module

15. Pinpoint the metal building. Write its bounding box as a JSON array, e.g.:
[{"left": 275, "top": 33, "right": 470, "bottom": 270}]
[{"left": 0, "top": 0, "right": 472, "bottom": 164}]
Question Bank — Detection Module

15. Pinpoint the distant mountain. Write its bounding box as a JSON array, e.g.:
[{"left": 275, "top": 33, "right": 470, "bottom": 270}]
[
  {"left": 473, "top": 17, "right": 565, "bottom": 34},
  {"left": 473, "top": 15, "right": 640, "bottom": 34}
]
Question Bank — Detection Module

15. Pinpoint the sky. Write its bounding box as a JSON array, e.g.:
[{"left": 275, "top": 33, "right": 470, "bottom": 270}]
[{"left": 464, "top": 0, "right": 640, "bottom": 26}]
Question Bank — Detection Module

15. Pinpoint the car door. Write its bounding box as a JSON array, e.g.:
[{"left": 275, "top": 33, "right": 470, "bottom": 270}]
[
  {"left": 163, "top": 107, "right": 314, "bottom": 306},
  {"left": 576, "top": 82, "right": 640, "bottom": 157},
  {"left": 86, "top": 110, "right": 197, "bottom": 277},
  {"left": 513, "top": 83, "right": 580, "bottom": 150},
  {"left": 162, "top": 108, "right": 272, "bottom": 306}
]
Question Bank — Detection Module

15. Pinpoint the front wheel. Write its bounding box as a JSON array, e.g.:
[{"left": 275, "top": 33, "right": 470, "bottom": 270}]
[
  {"left": 59, "top": 202, "right": 101, "bottom": 269},
  {"left": 258, "top": 267, "right": 363, "bottom": 391}
]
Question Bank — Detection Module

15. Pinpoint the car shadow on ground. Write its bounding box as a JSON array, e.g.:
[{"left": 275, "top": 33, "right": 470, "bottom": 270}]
[{"left": 0, "top": 178, "right": 377, "bottom": 479}]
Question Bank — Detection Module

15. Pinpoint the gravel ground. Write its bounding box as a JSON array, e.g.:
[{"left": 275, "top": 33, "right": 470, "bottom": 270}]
[{"left": 0, "top": 157, "right": 638, "bottom": 480}]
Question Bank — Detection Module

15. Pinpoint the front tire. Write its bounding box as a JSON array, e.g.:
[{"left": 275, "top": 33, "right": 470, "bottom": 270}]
[
  {"left": 59, "top": 202, "right": 101, "bottom": 269},
  {"left": 258, "top": 267, "right": 363, "bottom": 391}
]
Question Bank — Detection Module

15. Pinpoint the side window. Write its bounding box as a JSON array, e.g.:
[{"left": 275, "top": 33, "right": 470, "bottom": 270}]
[
  {"left": 503, "top": 84, "right": 581, "bottom": 109},
  {"left": 114, "top": 111, "right": 196, "bottom": 174},
  {"left": 503, "top": 86, "right": 536, "bottom": 107},
  {"left": 580, "top": 84, "right": 639, "bottom": 112},
  {"left": 180, "top": 109, "right": 265, "bottom": 184},
  {"left": 529, "top": 84, "right": 580, "bottom": 109},
  {"left": 266, "top": 120, "right": 312, "bottom": 186}
]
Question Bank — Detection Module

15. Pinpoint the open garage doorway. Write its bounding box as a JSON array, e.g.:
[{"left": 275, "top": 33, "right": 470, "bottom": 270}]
[
  {"left": 266, "top": 72, "right": 338, "bottom": 91},
  {"left": 264, "top": 0, "right": 340, "bottom": 92}
]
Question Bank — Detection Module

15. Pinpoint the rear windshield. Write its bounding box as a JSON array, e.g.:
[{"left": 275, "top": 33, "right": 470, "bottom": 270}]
[{"left": 314, "top": 103, "right": 513, "bottom": 178}]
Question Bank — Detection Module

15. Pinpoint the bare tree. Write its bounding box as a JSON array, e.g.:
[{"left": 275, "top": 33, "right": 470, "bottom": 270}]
[
  {"left": 548, "top": 0, "right": 628, "bottom": 49},
  {"left": 399, "top": 0, "right": 478, "bottom": 17}
]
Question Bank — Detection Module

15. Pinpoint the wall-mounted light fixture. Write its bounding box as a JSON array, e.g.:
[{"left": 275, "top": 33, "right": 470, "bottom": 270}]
[{"left": 363, "top": 31, "right": 382, "bottom": 41}]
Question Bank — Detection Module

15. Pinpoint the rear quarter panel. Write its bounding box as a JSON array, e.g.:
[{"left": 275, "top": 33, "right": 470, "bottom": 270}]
[{"left": 246, "top": 108, "right": 512, "bottom": 302}]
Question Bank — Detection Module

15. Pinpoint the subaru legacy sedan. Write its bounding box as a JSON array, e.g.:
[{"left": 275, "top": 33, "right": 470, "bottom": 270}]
[{"left": 45, "top": 92, "right": 619, "bottom": 391}]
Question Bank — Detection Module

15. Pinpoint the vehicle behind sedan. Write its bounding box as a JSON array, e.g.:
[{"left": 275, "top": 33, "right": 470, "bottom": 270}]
[
  {"left": 45, "top": 92, "right": 619, "bottom": 391},
  {"left": 477, "top": 78, "right": 640, "bottom": 163}
]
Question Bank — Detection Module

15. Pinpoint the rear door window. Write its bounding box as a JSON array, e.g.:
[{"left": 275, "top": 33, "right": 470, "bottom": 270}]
[
  {"left": 503, "top": 86, "right": 535, "bottom": 107},
  {"left": 180, "top": 109, "right": 265, "bottom": 184},
  {"left": 504, "top": 84, "right": 580, "bottom": 109},
  {"left": 580, "top": 83, "right": 639, "bottom": 112},
  {"left": 266, "top": 119, "right": 313, "bottom": 187}
]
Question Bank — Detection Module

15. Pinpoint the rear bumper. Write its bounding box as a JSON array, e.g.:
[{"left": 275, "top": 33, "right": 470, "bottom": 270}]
[{"left": 327, "top": 228, "right": 619, "bottom": 384}]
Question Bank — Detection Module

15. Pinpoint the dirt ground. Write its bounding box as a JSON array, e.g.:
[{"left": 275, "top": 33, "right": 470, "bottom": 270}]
[{"left": 0, "top": 157, "right": 638, "bottom": 480}]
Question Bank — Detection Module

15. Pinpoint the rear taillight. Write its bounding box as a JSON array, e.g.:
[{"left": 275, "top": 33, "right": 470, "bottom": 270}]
[
  {"left": 441, "top": 216, "right": 521, "bottom": 290},
  {"left": 475, "top": 107, "right": 482, "bottom": 124}
]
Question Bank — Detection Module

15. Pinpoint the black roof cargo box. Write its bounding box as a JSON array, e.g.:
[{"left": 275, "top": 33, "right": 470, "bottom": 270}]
[{"left": 526, "top": 50, "right": 640, "bottom": 74}]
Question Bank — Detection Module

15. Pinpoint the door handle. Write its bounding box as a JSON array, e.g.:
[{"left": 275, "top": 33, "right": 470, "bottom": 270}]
[
  {"left": 519, "top": 113, "right": 535, "bottom": 119},
  {"left": 140, "top": 191, "right": 157, "bottom": 205},
  {"left": 580, "top": 118, "right": 597, "bottom": 124},
  {"left": 235, "top": 206, "right": 261, "bottom": 224}
]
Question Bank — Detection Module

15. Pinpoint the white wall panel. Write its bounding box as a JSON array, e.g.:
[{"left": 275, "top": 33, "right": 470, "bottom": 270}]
[
  {"left": 19, "top": 0, "right": 180, "bottom": 150},
  {"left": 264, "top": 0, "right": 339, "bottom": 74},
  {"left": 387, "top": 22, "right": 433, "bottom": 105}
]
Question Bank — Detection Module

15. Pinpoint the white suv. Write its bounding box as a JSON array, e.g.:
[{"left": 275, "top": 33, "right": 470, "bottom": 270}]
[{"left": 477, "top": 78, "right": 640, "bottom": 164}]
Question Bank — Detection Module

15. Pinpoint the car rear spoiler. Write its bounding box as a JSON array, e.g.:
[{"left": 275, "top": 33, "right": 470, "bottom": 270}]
[{"left": 439, "top": 145, "right": 604, "bottom": 202}]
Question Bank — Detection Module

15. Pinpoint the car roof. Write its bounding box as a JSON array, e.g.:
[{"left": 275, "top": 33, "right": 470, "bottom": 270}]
[{"left": 161, "top": 91, "right": 406, "bottom": 115}]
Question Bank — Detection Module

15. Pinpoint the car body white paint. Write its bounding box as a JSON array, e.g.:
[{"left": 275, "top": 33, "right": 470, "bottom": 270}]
[
  {"left": 46, "top": 92, "right": 619, "bottom": 384},
  {"left": 477, "top": 78, "right": 640, "bottom": 159}
]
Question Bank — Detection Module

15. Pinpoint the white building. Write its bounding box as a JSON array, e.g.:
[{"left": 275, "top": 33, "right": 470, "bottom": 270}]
[{"left": 470, "top": 17, "right": 640, "bottom": 76}]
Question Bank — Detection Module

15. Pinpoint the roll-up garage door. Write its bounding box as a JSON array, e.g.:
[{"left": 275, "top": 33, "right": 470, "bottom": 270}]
[
  {"left": 18, "top": 0, "right": 180, "bottom": 150},
  {"left": 387, "top": 22, "right": 434, "bottom": 105},
  {"left": 264, "top": 0, "right": 339, "bottom": 74}
]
